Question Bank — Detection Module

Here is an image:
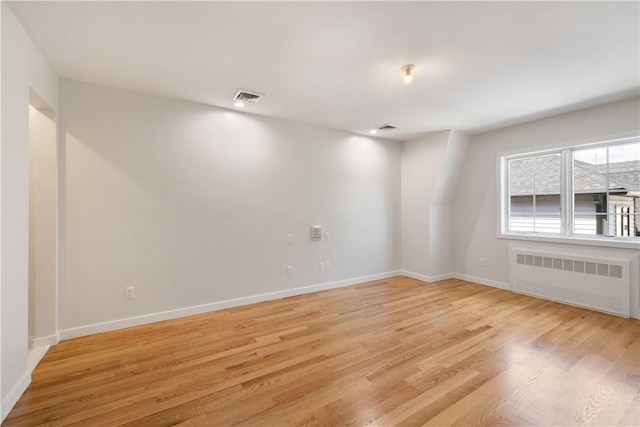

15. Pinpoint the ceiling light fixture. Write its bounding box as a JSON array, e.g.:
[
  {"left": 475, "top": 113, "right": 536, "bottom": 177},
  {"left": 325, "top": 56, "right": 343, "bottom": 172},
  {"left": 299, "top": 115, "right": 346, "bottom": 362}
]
[
  {"left": 401, "top": 64, "right": 415, "bottom": 84},
  {"left": 234, "top": 101, "right": 245, "bottom": 108},
  {"left": 369, "top": 129, "right": 378, "bottom": 134}
]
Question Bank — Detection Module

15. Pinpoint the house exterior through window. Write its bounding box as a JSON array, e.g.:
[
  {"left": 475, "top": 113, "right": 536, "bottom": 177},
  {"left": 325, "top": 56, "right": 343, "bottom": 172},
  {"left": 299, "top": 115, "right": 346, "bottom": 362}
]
[{"left": 502, "top": 136, "right": 640, "bottom": 241}]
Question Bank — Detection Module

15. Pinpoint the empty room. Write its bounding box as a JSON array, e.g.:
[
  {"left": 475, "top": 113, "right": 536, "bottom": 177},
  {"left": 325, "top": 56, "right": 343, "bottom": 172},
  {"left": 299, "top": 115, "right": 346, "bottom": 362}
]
[{"left": 1, "top": 1, "right": 639, "bottom": 426}]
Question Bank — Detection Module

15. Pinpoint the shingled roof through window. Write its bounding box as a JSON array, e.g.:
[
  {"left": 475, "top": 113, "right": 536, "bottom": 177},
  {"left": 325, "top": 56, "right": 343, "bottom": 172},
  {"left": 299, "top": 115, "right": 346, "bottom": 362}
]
[{"left": 509, "top": 156, "right": 640, "bottom": 196}]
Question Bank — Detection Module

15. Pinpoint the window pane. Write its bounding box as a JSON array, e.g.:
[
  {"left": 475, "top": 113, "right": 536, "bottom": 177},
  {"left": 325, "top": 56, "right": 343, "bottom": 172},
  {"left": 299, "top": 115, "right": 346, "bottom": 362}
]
[
  {"left": 572, "top": 141, "right": 639, "bottom": 238},
  {"left": 509, "top": 158, "right": 533, "bottom": 196},
  {"left": 573, "top": 213, "right": 640, "bottom": 237},
  {"left": 574, "top": 146, "right": 607, "bottom": 193},
  {"left": 607, "top": 143, "right": 638, "bottom": 236},
  {"left": 508, "top": 156, "right": 561, "bottom": 234},
  {"left": 612, "top": 212, "right": 638, "bottom": 237},
  {"left": 574, "top": 215, "right": 597, "bottom": 235},
  {"left": 510, "top": 195, "right": 534, "bottom": 232},
  {"left": 603, "top": 214, "right": 621, "bottom": 237},
  {"left": 534, "top": 154, "right": 561, "bottom": 196},
  {"left": 534, "top": 195, "right": 561, "bottom": 233},
  {"left": 610, "top": 203, "right": 638, "bottom": 237},
  {"left": 574, "top": 194, "right": 597, "bottom": 235},
  {"left": 574, "top": 146, "right": 608, "bottom": 165},
  {"left": 534, "top": 156, "right": 561, "bottom": 234},
  {"left": 608, "top": 142, "right": 640, "bottom": 193},
  {"left": 574, "top": 213, "right": 608, "bottom": 236}
]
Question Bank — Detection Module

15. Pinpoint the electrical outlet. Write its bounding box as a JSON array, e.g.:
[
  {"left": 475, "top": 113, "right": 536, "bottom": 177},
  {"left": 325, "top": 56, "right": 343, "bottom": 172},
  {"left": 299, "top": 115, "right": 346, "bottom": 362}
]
[
  {"left": 325, "top": 232, "right": 330, "bottom": 241},
  {"left": 287, "top": 266, "right": 293, "bottom": 276},
  {"left": 326, "top": 261, "right": 331, "bottom": 270},
  {"left": 319, "top": 262, "right": 326, "bottom": 272},
  {"left": 479, "top": 258, "right": 486, "bottom": 267},
  {"left": 124, "top": 286, "right": 135, "bottom": 300},
  {"left": 287, "top": 234, "right": 293, "bottom": 245}
]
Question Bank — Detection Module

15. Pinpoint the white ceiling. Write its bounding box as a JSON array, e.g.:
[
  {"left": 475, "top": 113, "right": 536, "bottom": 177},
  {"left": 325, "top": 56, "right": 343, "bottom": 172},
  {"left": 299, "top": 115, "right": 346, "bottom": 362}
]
[{"left": 9, "top": 1, "right": 640, "bottom": 141}]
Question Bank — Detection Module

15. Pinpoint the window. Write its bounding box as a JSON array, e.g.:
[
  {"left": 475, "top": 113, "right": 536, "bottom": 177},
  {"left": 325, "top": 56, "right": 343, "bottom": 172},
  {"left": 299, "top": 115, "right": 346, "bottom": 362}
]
[
  {"left": 500, "top": 136, "right": 640, "bottom": 245},
  {"left": 508, "top": 154, "right": 561, "bottom": 233}
]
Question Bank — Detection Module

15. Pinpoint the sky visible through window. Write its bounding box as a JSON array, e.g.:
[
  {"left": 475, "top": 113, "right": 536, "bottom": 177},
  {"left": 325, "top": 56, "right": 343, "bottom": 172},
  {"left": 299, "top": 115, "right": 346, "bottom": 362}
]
[{"left": 574, "top": 142, "right": 640, "bottom": 164}]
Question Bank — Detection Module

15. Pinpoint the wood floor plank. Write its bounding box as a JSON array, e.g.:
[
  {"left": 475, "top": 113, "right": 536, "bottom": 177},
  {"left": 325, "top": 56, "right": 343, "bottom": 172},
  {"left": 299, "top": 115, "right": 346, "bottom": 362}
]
[{"left": 4, "top": 277, "right": 639, "bottom": 426}]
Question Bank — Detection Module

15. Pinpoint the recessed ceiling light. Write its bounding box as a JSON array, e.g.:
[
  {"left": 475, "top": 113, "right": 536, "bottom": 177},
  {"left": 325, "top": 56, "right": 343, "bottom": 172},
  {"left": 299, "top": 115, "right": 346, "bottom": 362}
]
[
  {"left": 401, "top": 64, "right": 415, "bottom": 84},
  {"left": 234, "top": 101, "right": 245, "bottom": 108},
  {"left": 369, "top": 129, "right": 378, "bottom": 134}
]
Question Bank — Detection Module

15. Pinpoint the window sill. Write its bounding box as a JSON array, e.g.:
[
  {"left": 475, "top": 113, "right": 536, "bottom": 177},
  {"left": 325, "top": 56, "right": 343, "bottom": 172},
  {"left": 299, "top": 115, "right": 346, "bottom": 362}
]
[{"left": 498, "top": 232, "right": 640, "bottom": 250}]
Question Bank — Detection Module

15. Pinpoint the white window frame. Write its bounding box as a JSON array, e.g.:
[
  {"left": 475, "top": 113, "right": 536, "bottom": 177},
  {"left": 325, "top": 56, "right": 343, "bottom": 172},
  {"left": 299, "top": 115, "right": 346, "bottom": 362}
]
[{"left": 498, "top": 133, "right": 640, "bottom": 250}]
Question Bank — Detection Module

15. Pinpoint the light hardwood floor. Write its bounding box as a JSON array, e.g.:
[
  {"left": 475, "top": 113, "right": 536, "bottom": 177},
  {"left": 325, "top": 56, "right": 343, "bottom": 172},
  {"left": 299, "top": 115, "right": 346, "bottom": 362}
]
[{"left": 4, "top": 277, "right": 640, "bottom": 426}]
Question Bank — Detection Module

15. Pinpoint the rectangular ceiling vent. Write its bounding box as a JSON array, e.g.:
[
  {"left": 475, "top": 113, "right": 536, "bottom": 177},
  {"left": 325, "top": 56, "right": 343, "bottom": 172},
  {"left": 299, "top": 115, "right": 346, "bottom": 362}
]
[
  {"left": 377, "top": 123, "right": 399, "bottom": 131},
  {"left": 234, "top": 89, "right": 263, "bottom": 104}
]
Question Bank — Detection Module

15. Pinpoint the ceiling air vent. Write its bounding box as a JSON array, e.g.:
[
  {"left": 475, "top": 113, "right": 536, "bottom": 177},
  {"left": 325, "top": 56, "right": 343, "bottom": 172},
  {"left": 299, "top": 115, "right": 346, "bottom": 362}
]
[
  {"left": 234, "top": 89, "right": 263, "bottom": 104},
  {"left": 377, "top": 123, "right": 399, "bottom": 131}
]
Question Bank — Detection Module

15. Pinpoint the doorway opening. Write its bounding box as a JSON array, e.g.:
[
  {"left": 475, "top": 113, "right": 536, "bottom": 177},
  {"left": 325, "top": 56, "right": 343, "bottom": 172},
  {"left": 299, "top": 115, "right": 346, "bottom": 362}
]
[{"left": 28, "top": 89, "right": 57, "bottom": 370}]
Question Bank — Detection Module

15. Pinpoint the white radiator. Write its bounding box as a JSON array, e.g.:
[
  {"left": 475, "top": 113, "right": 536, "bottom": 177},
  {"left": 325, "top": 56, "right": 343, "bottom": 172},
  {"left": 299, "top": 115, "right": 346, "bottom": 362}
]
[{"left": 510, "top": 245, "right": 631, "bottom": 317}]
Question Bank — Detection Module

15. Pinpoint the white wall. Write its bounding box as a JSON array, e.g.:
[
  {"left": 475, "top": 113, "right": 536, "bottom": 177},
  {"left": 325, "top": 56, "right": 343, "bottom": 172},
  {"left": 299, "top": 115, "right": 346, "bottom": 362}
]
[
  {"left": 1, "top": 2, "right": 58, "bottom": 420},
  {"left": 28, "top": 103, "right": 57, "bottom": 345},
  {"left": 400, "top": 130, "right": 469, "bottom": 280},
  {"left": 58, "top": 79, "right": 401, "bottom": 335},
  {"left": 400, "top": 131, "right": 449, "bottom": 276},
  {"left": 454, "top": 97, "right": 640, "bottom": 316},
  {"left": 428, "top": 130, "right": 470, "bottom": 277}
]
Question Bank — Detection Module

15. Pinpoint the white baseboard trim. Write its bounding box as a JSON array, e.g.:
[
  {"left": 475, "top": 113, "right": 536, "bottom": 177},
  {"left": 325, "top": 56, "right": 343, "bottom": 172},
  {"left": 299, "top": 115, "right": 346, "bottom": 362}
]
[
  {"left": 400, "top": 270, "right": 511, "bottom": 291},
  {"left": 31, "top": 333, "right": 59, "bottom": 348},
  {"left": 59, "top": 271, "right": 402, "bottom": 341},
  {"left": 400, "top": 270, "right": 455, "bottom": 283},
  {"left": 27, "top": 346, "right": 50, "bottom": 373},
  {"left": 454, "top": 273, "right": 512, "bottom": 291},
  {"left": 1, "top": 370, "right": 31, "bottom": 423}
]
